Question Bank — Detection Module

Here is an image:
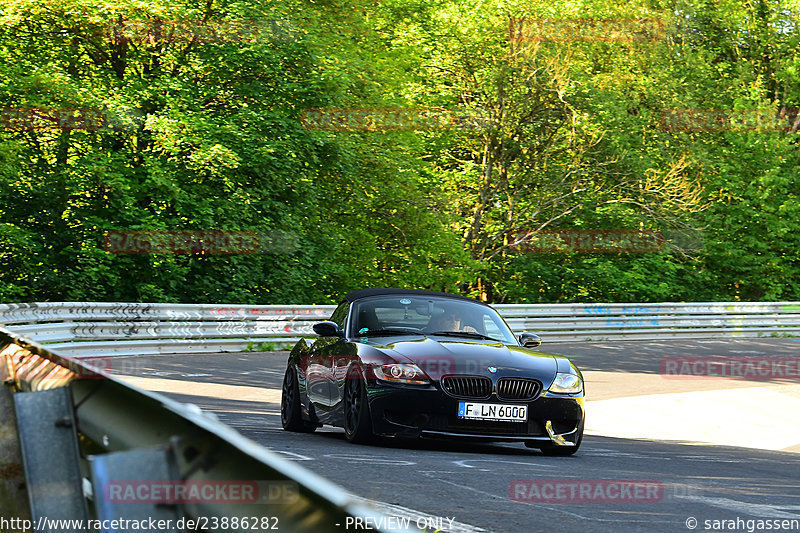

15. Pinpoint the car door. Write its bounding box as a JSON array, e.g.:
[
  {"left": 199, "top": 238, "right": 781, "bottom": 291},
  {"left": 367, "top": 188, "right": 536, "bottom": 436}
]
[
  {"left": 329, "top": 341, "right": 360, "bottom": 415},
  {"left": 307, "top": 302, "right": 350, "bottom": 411},
  {"left": 303, "top": 338, "right": 331, "bottom": 409},
  {"left": 330, "top": 300, "right": 384, "bottom": 413}
]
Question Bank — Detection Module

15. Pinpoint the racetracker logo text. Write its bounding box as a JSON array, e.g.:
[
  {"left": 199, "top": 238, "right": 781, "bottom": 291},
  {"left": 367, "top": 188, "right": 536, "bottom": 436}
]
[
  {"left": 300, "top": 107, "right": 491, "bottom": 132},
  {"left": 0, "top": 107, "right": 108, "bottom": 131},
  {"left": 508, "top": 18, "right": 666, "bottom": 43},
  {"left": 103, "top": 480, "right": 298, "bottom": 504},
  {"left": 104, "top": 230, "right": 260, "bottom": 255},
  {"left": 509, "top": 479, "right": 663, "bottom": 503},
  {"left": 512, "top": 230, "right": 665, "bottom": 254},
  {"left": 661, "top": 357, "right": 800, "bottom": 380},
  {"left": 74, "top": 17, "right": 299, "bottom": 45},
  {"left": 659, "top": 108, "right": 800, "bottom": 132}
]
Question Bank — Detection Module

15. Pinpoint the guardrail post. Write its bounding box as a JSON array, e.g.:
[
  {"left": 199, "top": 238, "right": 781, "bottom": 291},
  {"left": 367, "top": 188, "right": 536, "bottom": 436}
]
[
  {"left": 89, "top": 446, "right": 181, "bottom": 530},
  {"left": 13, "top": 386, "right": 89, "bottom": 530},
  {"left": 0, "top": 379, "right": 31, "bottom": 525}
]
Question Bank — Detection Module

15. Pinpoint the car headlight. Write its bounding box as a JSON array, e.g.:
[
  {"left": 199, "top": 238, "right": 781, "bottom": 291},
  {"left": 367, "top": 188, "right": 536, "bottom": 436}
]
[
  {"left": 373, "top": 363, "right": 430, "bottom": 385},
  {"left": 548, "top": 372, "right": 583, "bottom": 394}
]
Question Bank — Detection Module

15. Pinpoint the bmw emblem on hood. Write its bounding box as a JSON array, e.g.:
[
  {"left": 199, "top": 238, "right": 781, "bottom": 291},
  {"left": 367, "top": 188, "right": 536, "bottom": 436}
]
[{"left": 488, "top": 366, "right": 498, "bottom": 373}]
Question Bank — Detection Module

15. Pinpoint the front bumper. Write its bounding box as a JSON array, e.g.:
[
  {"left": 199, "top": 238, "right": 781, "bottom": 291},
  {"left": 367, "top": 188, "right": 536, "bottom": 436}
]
[{"left": 365, "top": 380, "right": 584, "bottom": 445}]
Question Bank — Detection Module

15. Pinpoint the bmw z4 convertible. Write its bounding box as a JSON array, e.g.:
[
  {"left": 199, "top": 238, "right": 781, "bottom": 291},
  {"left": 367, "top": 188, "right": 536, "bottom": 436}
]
[{"left": 281, "top": 289, "right": 585, "bottom": 455}]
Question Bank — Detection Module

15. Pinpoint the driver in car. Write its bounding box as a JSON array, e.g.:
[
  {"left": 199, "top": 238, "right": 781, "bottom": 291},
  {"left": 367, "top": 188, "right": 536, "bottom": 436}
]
[{"left": 429, "top": 310, "right": 478, "bottom": 333}]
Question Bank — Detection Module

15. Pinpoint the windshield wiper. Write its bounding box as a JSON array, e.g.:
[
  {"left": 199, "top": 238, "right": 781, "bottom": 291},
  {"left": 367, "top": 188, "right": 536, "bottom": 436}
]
[
  {"left": 429, "top": 331, "right": 501, "bottom": 342},
  {"left": 355, "top": 328, "right": 423, "bottom": 337}
]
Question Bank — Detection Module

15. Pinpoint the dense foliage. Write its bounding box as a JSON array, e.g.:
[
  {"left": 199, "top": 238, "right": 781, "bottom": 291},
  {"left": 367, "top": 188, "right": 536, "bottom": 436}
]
[{"left": 0, "top": 0, "right": 797, "bottom": 303}]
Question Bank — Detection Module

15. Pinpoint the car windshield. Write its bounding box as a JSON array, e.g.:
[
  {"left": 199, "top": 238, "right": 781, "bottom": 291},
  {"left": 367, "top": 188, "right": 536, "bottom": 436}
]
[{"left": 350, "top": 295, "right": 516, "bottom": 344}]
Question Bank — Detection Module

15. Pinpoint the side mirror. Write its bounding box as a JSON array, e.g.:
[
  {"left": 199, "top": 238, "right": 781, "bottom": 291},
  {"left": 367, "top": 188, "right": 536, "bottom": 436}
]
[
  {"left": 313, "top": 321, "right": 342, "bottom": 338},
  {"left": 519, "top": 332, "right": 541, "bottom": 348}
]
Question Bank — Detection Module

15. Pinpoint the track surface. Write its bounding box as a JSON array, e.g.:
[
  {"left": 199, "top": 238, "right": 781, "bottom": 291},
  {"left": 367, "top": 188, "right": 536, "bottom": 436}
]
[{"left": 115, "top": 339, "right": 800, "bottom": 533}]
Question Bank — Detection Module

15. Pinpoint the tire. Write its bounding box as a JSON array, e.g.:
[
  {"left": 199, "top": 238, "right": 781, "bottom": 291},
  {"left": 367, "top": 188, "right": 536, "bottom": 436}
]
[
  {"left": 343, "top": 371, "right": 374, "bottom": 444},
  {"left": 281, "top": 365, "right": 316, "bottom": 433}
]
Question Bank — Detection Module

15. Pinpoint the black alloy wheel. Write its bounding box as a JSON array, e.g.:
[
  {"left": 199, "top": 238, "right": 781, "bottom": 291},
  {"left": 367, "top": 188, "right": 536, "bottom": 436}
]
[
  {"left": 343, "top": 370, "right": 374, "bottom": 444},
  {"left": 281, "top": 365, "right": 316, "bottom": 433}
]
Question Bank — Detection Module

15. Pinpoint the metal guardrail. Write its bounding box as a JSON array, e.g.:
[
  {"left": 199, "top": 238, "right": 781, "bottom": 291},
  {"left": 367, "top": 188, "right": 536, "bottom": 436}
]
[
  {"left": 0, "top": 328, "right": 411, "bottom": 532},
  {"left": 1, "top": 303, "right": 332, "bottom": 356},
  {"left": 1, "top": 301, "right": 798, "bottom": 356},
  {"left": 504, "top": 302, "right": 800, "bottom": 341}
]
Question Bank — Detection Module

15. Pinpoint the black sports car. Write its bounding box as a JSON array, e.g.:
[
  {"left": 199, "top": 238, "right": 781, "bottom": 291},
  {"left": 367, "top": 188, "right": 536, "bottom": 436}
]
[{"left": 281, "top": 289, "right": 585, "bottom": 455}]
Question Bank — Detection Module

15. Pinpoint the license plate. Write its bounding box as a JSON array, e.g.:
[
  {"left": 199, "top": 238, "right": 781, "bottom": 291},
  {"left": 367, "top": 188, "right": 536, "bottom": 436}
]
[{"left": 457, "top": 402, "right": 527, "bottom": 422}]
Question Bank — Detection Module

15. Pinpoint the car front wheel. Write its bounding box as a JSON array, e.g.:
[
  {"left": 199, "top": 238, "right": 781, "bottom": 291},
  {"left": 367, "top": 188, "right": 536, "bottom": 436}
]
[
  {"left": 281, "top": 365, "right": 316, "bottom": 433},
  {"left": 344, "top": 371, "right": 374, "bottom": 444}
]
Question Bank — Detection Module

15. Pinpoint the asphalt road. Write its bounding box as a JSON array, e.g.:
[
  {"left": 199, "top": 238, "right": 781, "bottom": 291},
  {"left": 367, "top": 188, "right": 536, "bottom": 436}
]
[{"left": 114, "top": 339, "right": 800, "bottom": 533}]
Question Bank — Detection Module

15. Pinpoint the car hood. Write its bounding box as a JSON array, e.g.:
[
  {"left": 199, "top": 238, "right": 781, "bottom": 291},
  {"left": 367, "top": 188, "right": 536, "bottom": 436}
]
[{"left": 361, "top": 335, "right": 559, "bottom": 381}]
